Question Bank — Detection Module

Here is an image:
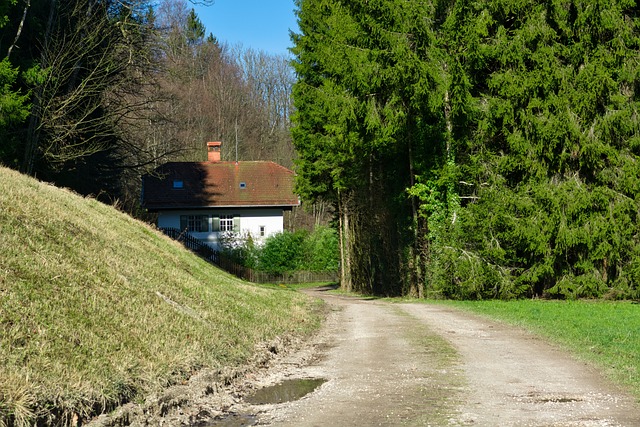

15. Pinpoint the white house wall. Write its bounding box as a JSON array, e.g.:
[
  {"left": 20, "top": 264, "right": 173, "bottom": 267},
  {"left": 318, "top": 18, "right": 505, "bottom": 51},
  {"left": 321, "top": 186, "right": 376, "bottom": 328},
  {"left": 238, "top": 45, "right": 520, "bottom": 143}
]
[{"left": 157, "top": 208, "right": 285, "bottom": 249}]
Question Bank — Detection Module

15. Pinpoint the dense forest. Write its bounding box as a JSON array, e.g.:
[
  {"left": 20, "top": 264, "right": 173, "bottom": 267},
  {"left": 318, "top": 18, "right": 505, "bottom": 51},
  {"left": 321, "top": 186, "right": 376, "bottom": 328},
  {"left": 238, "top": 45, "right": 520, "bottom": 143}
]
[
  {"left": 3, "top": 0, "right": 640, "bottom": 300},
  {"left": 0, "top": 0, "right": 294, "bottom": 210},
  {"left": 291, "top": 0, "right": 640, "bottom": 299}
]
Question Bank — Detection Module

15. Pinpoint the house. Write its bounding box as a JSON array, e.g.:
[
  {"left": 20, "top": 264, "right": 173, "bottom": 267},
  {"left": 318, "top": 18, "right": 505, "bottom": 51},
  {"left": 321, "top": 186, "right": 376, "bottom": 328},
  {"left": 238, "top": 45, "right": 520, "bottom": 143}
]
[{"left": 142, "top": 141, "right": 299, "bottom": 249}]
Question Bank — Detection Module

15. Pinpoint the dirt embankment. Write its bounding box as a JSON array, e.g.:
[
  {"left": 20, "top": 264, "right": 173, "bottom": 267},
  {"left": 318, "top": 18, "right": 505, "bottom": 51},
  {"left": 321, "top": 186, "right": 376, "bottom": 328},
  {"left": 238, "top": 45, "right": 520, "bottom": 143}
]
[{"left": 90, "top": 288, "right": 640, "bottom": 426}]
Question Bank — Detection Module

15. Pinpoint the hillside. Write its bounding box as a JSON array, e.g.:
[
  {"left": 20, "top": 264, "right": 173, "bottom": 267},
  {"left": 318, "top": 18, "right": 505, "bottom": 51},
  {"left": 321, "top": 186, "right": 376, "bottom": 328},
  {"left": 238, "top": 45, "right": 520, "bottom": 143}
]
[{"left": 0, "top": 166, "right": 321, "bottom": 426}]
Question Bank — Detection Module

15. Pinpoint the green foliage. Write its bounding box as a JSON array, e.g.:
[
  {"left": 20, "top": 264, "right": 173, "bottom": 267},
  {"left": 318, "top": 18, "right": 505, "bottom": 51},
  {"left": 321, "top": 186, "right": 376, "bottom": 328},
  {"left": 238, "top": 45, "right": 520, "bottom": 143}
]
[
  {"left": 414, "top": 0, "right": 640, "bottom": 299},
  {"left": 219, "top": 232, "right": 260, "bottom": 269},
  {"left": 0, "top": 57, "right": 33, "bottom": 168},
  {"left": 292, "top": 0, "right": 441, "bottom": 295},
  {"left": 21, "top": 64, "right": 46, "bottom": 87},
  {"left": 186, "top": 8, "right": 205, "bottom": 45},
  {"left": 0, "top": 0, "right": 16, "bottom": 29},
  {"left": 221, "top": 227, "right": 340, "bottom": 275},
  {"left": 259, "top": 230, "right": 309, "bottom": 274},
  {"left": 303, "top": 226, "right": 340, "bottom": 272},
  {"left": 426, "top": 177, "right": 640, "bottom": 300},
  {"left": 0, "top": 0, "right": 161, "bottom": 198},
  {"left": 291, "top": 0, "right": 640, "bottom": 299},
  {"left": 0, "top": 58, "right": 30, "bottom": 129}
]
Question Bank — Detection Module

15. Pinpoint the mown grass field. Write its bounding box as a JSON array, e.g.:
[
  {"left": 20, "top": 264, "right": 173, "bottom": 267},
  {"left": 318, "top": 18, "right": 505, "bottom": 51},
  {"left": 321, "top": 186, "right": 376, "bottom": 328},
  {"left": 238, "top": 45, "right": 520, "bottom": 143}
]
[
  {"left": 441, "top": 300, "right": 640, "bottom": 400},
  {"left": 0, "top": 166, "right": 323, "bottom": 426}
]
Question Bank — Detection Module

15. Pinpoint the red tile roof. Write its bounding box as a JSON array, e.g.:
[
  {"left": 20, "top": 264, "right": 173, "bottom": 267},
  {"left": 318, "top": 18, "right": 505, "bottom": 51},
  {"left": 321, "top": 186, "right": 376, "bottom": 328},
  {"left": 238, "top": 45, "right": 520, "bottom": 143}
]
[{"left": 142, "top": 161, "right": 299, "bottom": 210}]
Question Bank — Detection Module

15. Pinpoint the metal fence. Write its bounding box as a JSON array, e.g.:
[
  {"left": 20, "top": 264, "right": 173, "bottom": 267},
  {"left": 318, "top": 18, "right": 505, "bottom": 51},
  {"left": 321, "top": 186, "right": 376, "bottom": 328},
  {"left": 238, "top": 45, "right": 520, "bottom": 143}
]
[
  {"left": 161, "top": 228, "right": 220, "bottom": 264},
  {"left": 160, "top": 228, "right": 338, "bottom": 284}
]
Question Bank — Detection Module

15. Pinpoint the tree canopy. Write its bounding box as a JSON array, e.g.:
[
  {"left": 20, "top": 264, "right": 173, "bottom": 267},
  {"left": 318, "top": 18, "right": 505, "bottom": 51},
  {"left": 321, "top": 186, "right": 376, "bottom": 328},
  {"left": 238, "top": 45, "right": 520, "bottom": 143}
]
[
  {"left": 292, "top": 0, "right": 640, "bottom": 299},
  {"left": 3, "top": 0, "right": 640, "bottom": 299},
  {"left": 0, "top": 0, "right": 297, "bottom": 211}
]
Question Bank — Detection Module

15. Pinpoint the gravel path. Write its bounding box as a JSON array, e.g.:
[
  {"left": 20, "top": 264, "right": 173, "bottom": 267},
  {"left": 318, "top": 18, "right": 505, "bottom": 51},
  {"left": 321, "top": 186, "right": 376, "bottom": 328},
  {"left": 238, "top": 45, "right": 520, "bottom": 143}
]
[
  {"left": 95, "top": 288, "right": 639, "bottom": 426},
  {"left": 243, "top": 289, "right": 640, "bottom": 426},
  {"left": 399, "top": 303, "right": 639, "bottom": 426}
]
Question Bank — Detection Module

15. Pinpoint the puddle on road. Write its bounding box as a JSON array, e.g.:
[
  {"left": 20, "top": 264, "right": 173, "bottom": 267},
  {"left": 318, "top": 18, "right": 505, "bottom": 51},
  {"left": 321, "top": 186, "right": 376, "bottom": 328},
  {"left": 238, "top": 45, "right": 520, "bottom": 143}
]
[
  {"left": 194, "top": 378, "right": 326, "bottom": 426},
  {"left": 516, "top": 392, "right": 584, "bottom": 405},
  {"left": 197, "top": 413, "right": 257, "bottom": 427},
  {"left": 245, "top": 378, "right": 326, "bottom": 405},
  {"left": 536, "top": 395, "right": 583, "bottom": 403}
]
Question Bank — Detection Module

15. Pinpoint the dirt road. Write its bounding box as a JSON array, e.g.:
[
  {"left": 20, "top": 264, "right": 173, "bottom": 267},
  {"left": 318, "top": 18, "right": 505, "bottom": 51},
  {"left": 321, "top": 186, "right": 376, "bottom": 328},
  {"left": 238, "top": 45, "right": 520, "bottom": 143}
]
[
  {"left": 94, "top": 288, "right": 639, "bottom": 426},
  {"left": 231, "top": 288, "right": 640, "bottom": 426}
]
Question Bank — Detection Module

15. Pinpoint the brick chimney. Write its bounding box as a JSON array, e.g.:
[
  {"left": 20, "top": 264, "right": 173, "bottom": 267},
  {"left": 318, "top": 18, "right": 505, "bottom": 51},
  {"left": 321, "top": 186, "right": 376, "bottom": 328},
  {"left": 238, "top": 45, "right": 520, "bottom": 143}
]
[{"left": 207, "top": 141, "right": 221, "bottom": 162}]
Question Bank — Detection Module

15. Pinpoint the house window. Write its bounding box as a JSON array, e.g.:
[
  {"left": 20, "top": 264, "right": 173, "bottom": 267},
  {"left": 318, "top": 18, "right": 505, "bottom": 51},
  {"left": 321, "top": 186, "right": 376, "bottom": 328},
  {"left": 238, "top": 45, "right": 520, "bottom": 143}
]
[
  {"left": 173, "top": 180, "right": 184, "bottom": 189},
  {"left": 220, "top": 214, "right": 234, "bottom": 232},
  {"left": 180, "top": 215, "right": 208, "bottom": 232},
  {"left": 213, "top": 215, "right": 240, "bottom": 232},
  {"left": 259, "top": 226, "right": 266, "bottom": 237}
]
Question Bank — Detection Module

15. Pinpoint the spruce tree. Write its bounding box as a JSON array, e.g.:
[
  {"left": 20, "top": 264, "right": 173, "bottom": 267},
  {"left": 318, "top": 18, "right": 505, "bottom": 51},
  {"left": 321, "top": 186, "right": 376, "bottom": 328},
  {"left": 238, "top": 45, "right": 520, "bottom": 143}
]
[
  {"left": 427, "top": 0, "right": 640, "bottom": 299},
  {"left": 292, "top": 0, "right": 442, "bottom": 295}
]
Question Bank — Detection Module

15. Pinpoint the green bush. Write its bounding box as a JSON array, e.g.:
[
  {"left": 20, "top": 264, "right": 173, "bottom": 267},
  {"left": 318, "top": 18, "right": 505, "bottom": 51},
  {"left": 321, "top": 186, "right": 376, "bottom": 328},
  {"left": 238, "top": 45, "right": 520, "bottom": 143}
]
[
  {"left": 218, "top": 232, "right": 260, "bottom": 269},
  {"left": 221, "top": 228, "right": 340, "bottom": 275},
  {"left": 302, "top": 226, "right": 339, "bottom": 272},
  {"left": 258, "top": 230, "right": 308, "bottom": 274}
]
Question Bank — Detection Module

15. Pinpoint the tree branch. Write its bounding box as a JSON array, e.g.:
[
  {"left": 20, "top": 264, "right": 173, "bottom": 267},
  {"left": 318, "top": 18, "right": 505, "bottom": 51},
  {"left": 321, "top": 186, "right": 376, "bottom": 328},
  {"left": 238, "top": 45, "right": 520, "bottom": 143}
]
[{"left": 7, "top": 0, "right": 30, "bottom": 60}]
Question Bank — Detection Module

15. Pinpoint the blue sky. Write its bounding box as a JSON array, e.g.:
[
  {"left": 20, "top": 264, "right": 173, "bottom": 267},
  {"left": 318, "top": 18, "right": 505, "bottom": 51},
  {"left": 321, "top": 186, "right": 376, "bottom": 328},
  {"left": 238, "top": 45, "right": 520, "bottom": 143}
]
[{"left": 191, "top": 0, "right": 299, "bottom": 56}]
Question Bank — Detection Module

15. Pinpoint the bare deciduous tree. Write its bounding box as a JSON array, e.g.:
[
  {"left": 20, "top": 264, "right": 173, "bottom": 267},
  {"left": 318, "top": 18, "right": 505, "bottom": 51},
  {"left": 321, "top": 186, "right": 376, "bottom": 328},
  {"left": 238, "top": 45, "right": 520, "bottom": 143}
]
[{"left": 22, "top": 0, "right": 155, "bottom": 174}]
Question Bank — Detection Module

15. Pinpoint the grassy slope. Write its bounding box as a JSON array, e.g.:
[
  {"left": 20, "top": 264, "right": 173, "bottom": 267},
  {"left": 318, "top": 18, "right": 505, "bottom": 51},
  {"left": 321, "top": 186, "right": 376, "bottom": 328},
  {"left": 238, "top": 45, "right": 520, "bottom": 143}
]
[
  {"left": 0, "top": 167, "right": 322, "bottom": 425},
  {"left": 442, "top": 300, "right": 640, "bottom": 400}
]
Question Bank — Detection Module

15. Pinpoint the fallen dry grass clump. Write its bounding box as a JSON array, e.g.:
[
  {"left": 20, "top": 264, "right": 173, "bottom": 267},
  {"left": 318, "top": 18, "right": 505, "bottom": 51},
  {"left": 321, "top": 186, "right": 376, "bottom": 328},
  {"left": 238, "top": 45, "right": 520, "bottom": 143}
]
[{"left": 0, "top": 166, "right": 322, "bottom": 426}]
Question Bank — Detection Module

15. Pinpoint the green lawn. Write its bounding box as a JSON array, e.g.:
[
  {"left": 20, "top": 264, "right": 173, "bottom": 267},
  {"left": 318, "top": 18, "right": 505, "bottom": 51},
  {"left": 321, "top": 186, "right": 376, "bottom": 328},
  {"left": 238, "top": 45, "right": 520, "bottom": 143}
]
[{"left": 441, "top": 299, "right": 640, "bottom": 400}]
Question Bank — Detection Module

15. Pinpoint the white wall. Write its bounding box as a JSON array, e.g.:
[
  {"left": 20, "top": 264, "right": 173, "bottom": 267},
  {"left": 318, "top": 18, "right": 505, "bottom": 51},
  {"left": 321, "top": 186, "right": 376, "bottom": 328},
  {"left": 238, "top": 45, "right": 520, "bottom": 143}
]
[{"left": 157, "top": 208, "right": 285, "bottom": 249}]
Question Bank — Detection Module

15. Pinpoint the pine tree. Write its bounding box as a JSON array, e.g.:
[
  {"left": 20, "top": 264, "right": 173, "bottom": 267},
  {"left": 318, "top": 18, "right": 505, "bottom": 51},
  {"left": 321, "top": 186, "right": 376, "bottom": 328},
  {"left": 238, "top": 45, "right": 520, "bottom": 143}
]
[
  {"left": 294, "top": 0, "right": 640, "bottom": 299},
  {"left": 426, "top": 0, "right": 640, "bottom": 299},
  {"left": 292, "top": 0, "right": 442, "bottom": 295}
]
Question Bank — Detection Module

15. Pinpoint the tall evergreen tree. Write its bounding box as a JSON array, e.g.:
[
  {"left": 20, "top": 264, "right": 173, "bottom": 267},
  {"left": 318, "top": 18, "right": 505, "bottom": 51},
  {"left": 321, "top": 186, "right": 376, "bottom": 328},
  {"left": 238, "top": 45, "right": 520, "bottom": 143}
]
[
  {"left": 292, "top": 0, "right": 442, "bottom": 295},
  {"left": 294, "top": 0, "right": 640, "bottom": 299},
  {"left": 424, "top": 0, "right": 640, "bottom": 299}
]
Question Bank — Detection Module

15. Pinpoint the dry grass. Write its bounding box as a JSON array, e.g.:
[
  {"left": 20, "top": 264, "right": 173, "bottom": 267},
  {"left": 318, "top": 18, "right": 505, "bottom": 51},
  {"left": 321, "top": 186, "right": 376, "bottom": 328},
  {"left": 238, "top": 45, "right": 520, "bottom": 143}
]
[{"left": 0, "top": 167, "right": 322, "bottom": 426}]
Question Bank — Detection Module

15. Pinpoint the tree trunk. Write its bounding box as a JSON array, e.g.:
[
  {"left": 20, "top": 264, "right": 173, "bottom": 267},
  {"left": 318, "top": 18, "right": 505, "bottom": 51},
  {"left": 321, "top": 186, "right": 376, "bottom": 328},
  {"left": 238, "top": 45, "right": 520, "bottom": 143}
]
[
  {"left": 6, "top": 0, "right": 30, "bottom": 60},
  {"left": 22, "top": 0, "right": 56, "bottom": 175},
  {"left": 338, "top": 190, "right": 353, "bottom": 292},
  {"left": 407, "top": 126, "right": 424, "bottom": 298}
]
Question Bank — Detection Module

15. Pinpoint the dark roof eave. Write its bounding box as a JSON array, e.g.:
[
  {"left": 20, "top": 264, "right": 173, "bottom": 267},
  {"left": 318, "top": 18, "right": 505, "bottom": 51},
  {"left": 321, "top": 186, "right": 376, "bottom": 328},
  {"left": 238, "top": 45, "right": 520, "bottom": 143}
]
[{"left": 143, "top": 202, "right": 300, "bottom": 211}]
